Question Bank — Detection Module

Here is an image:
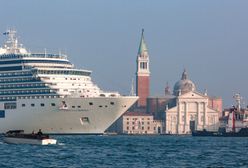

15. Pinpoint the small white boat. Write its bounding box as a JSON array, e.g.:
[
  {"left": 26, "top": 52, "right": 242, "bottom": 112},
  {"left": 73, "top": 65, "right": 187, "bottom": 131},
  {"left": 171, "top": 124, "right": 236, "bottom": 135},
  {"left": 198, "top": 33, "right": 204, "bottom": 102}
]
[{"left": 3, "top": 130, "right": 57, "bottom": 145}]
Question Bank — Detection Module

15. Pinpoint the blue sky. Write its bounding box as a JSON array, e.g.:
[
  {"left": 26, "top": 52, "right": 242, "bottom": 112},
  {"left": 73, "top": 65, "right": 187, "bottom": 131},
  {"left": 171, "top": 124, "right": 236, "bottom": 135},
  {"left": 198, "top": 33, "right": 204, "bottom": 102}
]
[{"left": 0, "top": 0, "right": 248, "bottom": 107}]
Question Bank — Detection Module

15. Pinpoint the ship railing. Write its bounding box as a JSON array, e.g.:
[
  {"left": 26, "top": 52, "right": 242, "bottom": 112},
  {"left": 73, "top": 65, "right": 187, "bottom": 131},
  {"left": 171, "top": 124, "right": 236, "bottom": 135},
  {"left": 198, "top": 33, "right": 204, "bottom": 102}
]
[
  {"left": 0, "top": 53, "right": 67, "bottom": 60},
  {"left": 33, "top": 69, "right": 91, "bottom": 76},
  {"left": 30, "top": 53, "right": 67, "bottom": 59}
]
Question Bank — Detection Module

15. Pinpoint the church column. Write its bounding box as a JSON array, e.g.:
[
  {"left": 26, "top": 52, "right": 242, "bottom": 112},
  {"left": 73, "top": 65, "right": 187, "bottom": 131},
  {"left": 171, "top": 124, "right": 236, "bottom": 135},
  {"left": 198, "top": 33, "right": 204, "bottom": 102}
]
[
  {"left": 184, "top": 102, "right": 188, "bottom": 133},
  {"left": 197, "top": 102, "right": 201, "bottom": 130},
  {"left": 177, "top": 101, "right": 181, "bottom": 134},
  {"left": 203, "top": 102, "right": 207, "bottom": 129}
]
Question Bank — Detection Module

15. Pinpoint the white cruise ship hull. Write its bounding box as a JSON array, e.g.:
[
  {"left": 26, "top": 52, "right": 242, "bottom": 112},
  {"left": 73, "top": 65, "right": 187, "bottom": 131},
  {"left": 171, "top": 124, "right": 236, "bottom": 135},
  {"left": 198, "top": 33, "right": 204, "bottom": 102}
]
[{"left": 0, "top": 96, "right": 138, "bottom": 134}]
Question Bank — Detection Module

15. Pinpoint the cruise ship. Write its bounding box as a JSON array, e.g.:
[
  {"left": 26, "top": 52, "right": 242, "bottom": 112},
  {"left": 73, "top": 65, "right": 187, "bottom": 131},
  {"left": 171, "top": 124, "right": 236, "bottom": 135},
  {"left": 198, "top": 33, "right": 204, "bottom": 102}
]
[{"left": 0, "top": 29, "right": 138, "bottom": 134}]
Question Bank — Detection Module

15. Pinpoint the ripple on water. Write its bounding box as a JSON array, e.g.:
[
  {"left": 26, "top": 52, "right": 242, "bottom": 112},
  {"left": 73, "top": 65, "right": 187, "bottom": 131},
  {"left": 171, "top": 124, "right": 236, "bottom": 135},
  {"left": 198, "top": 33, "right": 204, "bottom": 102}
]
[{"left": 0, "top": 136, "right": 247, "bottom": 167}]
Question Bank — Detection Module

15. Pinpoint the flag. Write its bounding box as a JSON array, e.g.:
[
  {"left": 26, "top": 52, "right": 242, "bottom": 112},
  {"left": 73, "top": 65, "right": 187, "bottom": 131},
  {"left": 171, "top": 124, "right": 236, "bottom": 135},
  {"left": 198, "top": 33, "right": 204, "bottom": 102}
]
[{"left": 3, "top": 32, "right": 9, "bottom": 35}]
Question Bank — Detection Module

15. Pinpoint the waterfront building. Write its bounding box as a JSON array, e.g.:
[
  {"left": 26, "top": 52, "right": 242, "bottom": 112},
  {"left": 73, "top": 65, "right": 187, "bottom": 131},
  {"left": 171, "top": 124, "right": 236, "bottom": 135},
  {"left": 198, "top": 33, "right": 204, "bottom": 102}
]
[
  {"left": 165, "top": 70, "right": 220, "bottom": 134},
  {"left": 116, "top": 112, "right": 159, "bottom": 134}
]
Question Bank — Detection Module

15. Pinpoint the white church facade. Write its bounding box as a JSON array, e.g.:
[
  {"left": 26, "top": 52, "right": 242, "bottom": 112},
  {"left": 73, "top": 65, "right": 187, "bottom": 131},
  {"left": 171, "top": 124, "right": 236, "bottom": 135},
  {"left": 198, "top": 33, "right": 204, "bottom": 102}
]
[{"left": 165, "top": 70, "right": 220, "bottom": 134}]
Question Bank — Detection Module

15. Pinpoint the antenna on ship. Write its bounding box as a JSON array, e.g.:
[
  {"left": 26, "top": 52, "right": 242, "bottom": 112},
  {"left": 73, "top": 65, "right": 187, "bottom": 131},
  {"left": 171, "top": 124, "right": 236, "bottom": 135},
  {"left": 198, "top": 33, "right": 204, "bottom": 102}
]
[
  {"left": 44, "top": 48, "right": 47, "bottom": 57},
  {"left": 2, "top": 28, "right": 28, "bottom": 54},
  {"left": 130, "top": 78, "right": 135, "bottom": 96},
  {"left": 233, "top": 93, "right": 242, "bottom": 111},
  {"left": 3, "top": 29, "right": 18, "bottom": 53},
  {"left": 59, "top": 49, "right": 62, "bottom": 56}
]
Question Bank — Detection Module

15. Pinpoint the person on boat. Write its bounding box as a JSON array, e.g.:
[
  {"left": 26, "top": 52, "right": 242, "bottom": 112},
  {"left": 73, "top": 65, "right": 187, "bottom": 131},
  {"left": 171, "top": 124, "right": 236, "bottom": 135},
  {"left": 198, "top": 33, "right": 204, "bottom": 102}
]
[{"left": 37, "top": 129, "right": 43, "bottom": 136}]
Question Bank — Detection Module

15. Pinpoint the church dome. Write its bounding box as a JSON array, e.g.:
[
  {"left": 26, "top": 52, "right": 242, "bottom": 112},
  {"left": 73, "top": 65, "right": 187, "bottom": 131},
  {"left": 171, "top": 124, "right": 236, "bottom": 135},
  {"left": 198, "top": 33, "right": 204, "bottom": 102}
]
[{"left": 173, "top": 69, "right": 196, "bottom": 96}]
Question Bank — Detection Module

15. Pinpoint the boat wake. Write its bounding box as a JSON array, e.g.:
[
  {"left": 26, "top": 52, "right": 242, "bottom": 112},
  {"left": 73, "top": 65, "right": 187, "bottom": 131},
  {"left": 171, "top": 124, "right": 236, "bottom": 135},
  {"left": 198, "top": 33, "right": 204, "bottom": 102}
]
[{"left": 57, "top": 142, "right": 65, "bottom": 146}]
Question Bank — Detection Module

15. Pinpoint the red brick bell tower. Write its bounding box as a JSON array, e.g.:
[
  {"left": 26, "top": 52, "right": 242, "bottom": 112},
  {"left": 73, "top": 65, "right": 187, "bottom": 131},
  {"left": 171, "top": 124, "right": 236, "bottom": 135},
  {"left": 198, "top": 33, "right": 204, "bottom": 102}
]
[{"left": 136, "top": 29, "right": 150, "bottom": 108}]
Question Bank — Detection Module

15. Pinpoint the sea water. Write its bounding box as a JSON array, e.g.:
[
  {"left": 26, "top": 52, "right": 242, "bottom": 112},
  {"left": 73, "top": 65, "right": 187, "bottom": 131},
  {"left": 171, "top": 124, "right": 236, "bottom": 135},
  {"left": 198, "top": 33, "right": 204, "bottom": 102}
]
[{"left": 0, "top": 135, "right": 247, "bottom": 168}]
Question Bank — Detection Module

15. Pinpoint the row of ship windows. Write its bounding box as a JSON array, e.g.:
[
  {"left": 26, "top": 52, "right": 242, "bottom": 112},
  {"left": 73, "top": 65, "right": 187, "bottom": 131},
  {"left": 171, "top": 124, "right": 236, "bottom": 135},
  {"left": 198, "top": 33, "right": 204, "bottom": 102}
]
[
  {"left": 22, "top": 103, "right": 56, "bottom": 107},
  {"left": 0, "top": 89, "right": 55, "bottom": 94},
  {"left": 63, "top": 89, "right": 91, "bottom": 93},
  {"left": 0, "top": 66, "right": 22, "bottom": 71},
  {"left": 0, "top": 54, "right": 66, "bottom": 59},
  {"left": 0, "top": 59, "right": 70, "bottom": 65},
  {"left": 0, "top": 77, "right": 38, "bottom": 83},
  {"left": 0, "top": 54, "right": 24, "bottom": 59},
  {"left": 89, "top": 102, "right": 115, "bottom": 106},
  {"left": 41, "top": 82, "right": 92, "bottom": 88},
  {"left": 21, "top": 102, "right": 115, "bottom": 107},
  {"left": 0, "top": 78, "right": 92, "bottom": 85},
  {"left": 41, "top": 77, "right": 90, "bottom": 81},
  {"left": 0, "top": 83, "right": 45, "bottom": 88},
  {"left": 0, "top": 70, "right": 89, "bottom": 78},
  {"left": 49, "top": 82, "right": 91, "bottom": 87},
  {"left": 36, "top": 70, "right": 90, "bottom": 76},
  {"left": 0, "top": 95, "right": 59, "bottom": 101},
  {"left": 0, "top": 72, "right": 32, "bottom": 77},
  {"left": 96, "top": 102, "right": 123, "bottom": 108},
  {"left": 65, "top": 78, "right": 89, "bottom": 81}
]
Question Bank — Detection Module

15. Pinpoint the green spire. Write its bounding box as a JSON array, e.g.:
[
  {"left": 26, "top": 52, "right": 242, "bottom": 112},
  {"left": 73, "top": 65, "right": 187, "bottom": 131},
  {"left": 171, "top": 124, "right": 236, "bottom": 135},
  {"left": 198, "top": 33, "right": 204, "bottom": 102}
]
[{"left": 138, "top": 29, "right": 148, "bottom": 55}]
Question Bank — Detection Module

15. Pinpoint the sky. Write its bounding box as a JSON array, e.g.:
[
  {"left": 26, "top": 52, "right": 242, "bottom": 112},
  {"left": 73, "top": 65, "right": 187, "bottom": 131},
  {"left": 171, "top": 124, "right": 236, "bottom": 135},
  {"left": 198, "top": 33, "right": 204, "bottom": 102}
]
[{"left": 0, "top": 0, "right": 248, "bottom": 107}]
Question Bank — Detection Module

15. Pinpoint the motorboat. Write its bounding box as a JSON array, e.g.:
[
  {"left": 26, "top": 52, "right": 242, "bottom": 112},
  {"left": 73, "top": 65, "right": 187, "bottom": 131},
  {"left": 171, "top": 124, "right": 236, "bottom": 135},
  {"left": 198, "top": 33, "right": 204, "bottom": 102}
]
[{"left": 3, "top": 130, "right": 57, "bottom": 145}]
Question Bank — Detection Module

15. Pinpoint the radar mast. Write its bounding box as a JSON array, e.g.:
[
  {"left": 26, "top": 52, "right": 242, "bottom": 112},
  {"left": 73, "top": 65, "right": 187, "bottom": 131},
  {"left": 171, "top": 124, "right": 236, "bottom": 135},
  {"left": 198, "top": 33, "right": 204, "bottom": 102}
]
[{"left": 1, "top": 29, "right": 28, "bottom": 54}]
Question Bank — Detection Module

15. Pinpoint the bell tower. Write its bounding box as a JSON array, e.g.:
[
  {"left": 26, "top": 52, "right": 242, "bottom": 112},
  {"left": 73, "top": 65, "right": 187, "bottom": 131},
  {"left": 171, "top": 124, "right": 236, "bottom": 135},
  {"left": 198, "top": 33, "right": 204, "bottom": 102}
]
[{"left": 136, "top": 29, "right": 150, "bottom": 107}]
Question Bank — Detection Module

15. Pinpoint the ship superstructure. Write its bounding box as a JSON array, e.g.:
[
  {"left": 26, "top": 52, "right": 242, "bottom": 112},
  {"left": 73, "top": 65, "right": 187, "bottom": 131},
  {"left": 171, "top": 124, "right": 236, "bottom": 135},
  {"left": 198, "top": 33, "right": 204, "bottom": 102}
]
[{"left": 0, "top": 29, "right": 138, "bottom": 134}]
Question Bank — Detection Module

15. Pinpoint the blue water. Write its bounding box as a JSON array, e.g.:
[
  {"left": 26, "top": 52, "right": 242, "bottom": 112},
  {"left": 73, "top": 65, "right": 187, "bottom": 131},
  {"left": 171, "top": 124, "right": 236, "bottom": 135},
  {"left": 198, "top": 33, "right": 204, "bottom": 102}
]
[{"left": 0, "top": 135, "right": 247, "bottom": 168}]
